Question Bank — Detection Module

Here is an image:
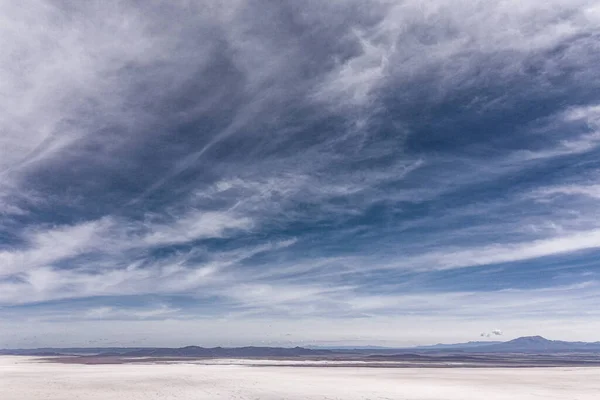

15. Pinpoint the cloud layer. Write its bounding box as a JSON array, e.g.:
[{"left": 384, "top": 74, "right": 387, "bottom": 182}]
[{"left": 1, "top": 0, "right": 600, "bottom": 347}]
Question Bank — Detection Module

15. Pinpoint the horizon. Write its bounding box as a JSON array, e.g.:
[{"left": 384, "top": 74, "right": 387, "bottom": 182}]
[
  {"left": 2, "top": 0, "right": 600, "bottom": 348},
  {"left": 3, "top": 334, "right": 597, "bottom": 351}
]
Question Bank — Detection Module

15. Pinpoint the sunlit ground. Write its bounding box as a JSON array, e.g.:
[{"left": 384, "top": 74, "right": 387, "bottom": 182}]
[{"left": 2, "top": 356, "right": 600, "bottom": 399}]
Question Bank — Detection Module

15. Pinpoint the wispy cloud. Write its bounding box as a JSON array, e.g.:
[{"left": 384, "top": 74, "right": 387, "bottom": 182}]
[
  {"left": 1, "top": 0, "right": 600, "bottom": 346},
  {"left": 83, "top": 305, "right": 181, "bottom": 321}
]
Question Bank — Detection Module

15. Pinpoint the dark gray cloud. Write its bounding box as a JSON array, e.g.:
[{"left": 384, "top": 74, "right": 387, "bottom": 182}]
[{"left": 481, "top": 330, "right": 503, "bottom": 338}]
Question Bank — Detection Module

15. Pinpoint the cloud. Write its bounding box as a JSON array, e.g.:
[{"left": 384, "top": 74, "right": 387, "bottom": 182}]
[
  {"left": 534, "top": 184, "right": 600, "bottom": 199},
  {"left": 0, "top": 208, "right": 253, "bottom": 277},
  {"left": 481, "top": 329, "right": 503, "bottom": 338},
  {"left": 395, "top": 229, "right": 600, "bottom": 271},
  {"left": 0, "top": 219, "right": 110, "bottom": 276},
  {"left": 1, "top": 0, "right": 600, "bottom": 346},
  {"left": 2, "top": 280, "right": 599, "bottom": 347},
  {"left": 140, "top": 211, "right": 253, "bottom": 246},
  {"left": 83, "top": 305, "right": 181, "bottom": 321},
  {"left": 0, "top": 233, "right": 298, "bottom": 306},
  {"left": 316, "top": 0, "right": 600, "bottom": 109}
]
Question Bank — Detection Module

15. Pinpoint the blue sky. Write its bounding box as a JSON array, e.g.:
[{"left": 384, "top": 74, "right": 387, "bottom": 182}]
[{"left": 2, "top": 0, "right": 600, "bottom": 348}]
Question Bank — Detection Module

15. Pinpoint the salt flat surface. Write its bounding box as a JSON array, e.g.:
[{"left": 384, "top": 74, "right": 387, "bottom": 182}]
[{"left": 2, "top": 356, "right": 599, "bottom": 399}]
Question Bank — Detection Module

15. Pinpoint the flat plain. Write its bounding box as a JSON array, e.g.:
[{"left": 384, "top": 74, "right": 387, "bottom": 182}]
[{"left": 2, "top": 356, "right": 600, "bottom": 399}]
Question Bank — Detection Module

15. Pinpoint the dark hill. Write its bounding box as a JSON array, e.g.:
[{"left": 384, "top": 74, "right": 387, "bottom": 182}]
[{"left": 116, "top": 346, "right": 333, "bottom": 358}]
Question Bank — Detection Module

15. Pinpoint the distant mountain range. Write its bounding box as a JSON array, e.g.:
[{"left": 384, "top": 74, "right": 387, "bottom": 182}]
[
  {"left": 116, "top": 346, "right": 333, "bottom": 358},
  {"left": 3, "top": 336, "right": 600, "bottom": 357},
  {"left": 410, "top": 340, "right": 504, "bottom": 350},
  {"left": 304, "top": 336, "right": 600, "bottom": 354},
  {"left": 307, "top": 345, "right": 395, "bottom": 350},
  {"left": 463, "top": 336, "right": 600, "bottom": 353},
  {"left": 0, "top": 345, "right": 333, "bottom": 358},
  {"left": 311, "top": 336, "right": 600, "bottom": 353},
  {"left": 397, "top": 336, "right": 600, "bottom": 353}
]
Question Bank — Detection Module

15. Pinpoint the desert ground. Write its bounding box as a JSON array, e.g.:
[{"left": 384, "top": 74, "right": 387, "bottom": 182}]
[{"left": 2, "top": 356, "right": 599, "bottom": 399}]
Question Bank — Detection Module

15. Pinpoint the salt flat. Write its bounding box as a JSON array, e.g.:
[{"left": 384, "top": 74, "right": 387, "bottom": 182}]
[{"left": 1, "top": 356, "right": 599, "bottom": 400}]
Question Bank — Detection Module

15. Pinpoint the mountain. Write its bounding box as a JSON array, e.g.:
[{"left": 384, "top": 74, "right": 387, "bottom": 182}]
[
  {"left": 411, "top": 340, "right": 503, "bottom": 350},
  {"left": 348, "top": 337, "right": 600, "bottom": 354},
  {"left": 0, "top": 346, "right": 333, "bottom": 357},
  {"left": 0, "top": 347, "right": 148, "bottom": 356},
  {"left": 307, "top": 345, "right": 393, "bottom": 350},
  {"left": 470, "top": 336, "right": 600, "bottom": 353},
  {"left": 4, "top": 337, "right": 600, "bottom": 357},
  {"left": 308, "top": 342, "right": 504, "bottom": 352},
  {"left": 122, "top": 337, "right": 600, "bottom": 355},
  {"left": 110, "top": 346, "right": 333, "bottom": 358}
]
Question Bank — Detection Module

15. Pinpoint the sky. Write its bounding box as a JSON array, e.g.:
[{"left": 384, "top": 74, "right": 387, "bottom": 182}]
[{"left": 1, "top": 0, "right": 600, "bottom": 348}]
